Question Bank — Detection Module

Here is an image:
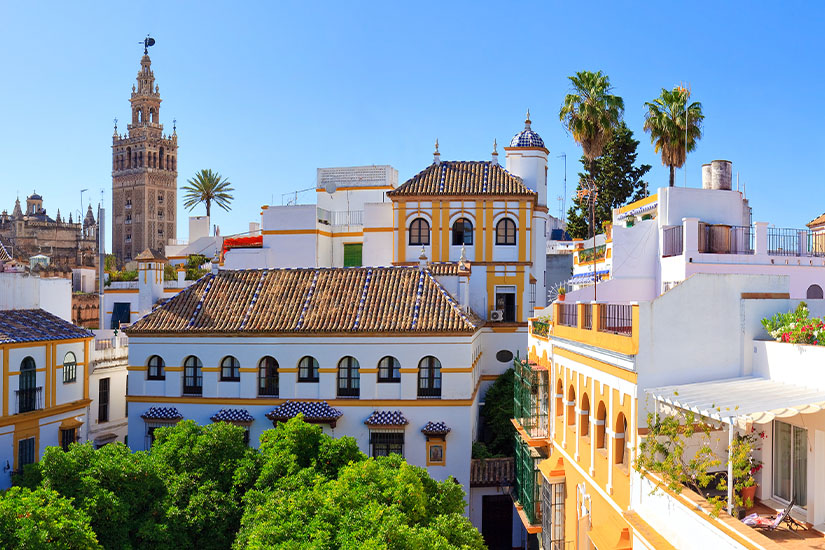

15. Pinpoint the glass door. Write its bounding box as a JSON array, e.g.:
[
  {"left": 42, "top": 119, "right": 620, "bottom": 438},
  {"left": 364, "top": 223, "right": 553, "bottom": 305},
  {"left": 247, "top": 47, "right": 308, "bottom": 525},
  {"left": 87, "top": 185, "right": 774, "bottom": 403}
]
[{"left": 773, "top": 421, "right": 807, "bottom": 508}]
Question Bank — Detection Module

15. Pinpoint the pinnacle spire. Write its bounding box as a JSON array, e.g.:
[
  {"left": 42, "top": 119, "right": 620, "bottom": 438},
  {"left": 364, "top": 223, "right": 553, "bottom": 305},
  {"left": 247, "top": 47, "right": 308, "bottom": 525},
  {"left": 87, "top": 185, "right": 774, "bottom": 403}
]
[{"left": 525, "top": 109, "right": 532, "bottom": 129}]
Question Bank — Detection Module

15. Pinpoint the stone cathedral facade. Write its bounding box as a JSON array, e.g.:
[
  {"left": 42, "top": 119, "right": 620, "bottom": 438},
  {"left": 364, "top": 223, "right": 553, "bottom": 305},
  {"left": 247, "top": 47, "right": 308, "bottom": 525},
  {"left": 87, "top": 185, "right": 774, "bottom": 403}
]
[{"left": 112, "top": 50, "right": 178, "bottom": 263}]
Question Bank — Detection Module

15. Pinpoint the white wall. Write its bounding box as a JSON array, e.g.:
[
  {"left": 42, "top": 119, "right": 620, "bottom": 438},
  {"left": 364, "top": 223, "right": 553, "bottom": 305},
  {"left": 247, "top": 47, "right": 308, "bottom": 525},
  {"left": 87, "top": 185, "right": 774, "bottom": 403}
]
[
  {"left": 0, "top": 273, "right": 71, "bottom": 321},
  {"left": 658, "top": 186, "right": 749, "bottom": 228}
]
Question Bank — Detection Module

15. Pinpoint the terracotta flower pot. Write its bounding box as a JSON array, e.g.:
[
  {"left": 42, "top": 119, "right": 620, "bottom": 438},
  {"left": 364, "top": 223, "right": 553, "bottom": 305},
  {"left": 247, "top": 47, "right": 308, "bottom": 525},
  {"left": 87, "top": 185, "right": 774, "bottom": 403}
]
[
  {"left": 741, "top": 485, "right": 757, "bottom": 508},
  {"left": 558, "top": 294, "right": 566, "bottom": 302}
]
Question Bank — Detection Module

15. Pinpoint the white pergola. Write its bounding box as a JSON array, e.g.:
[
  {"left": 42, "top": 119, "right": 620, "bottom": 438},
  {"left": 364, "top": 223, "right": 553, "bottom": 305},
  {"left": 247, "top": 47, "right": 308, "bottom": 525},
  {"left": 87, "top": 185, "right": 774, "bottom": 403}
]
[{"left": 646, "top": 376, "right": 825, "bottom": 514}]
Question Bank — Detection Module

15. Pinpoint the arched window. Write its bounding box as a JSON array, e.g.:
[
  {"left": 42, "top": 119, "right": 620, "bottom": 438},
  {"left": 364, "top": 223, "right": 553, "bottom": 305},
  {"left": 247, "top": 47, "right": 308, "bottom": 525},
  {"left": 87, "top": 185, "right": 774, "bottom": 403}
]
[
  {"left": 418, "top": 356, "right": 441, "bottom": 398},
  {"left": 159, "top": 147, "right": 164, "bottom": 169},
  {"left": 63, "top": 352, "right": 77, "bottom": 383},
  {"left": 567, "top": 386, "right": 576, "bottom": 427},
  {"left": 580, "top": 393, "right": 590, "bottom": 437},
  {"left": 595, "top": 401, "right": 607, "bottom": 449},
  {"left": 220, "top": 356, "right": 240, "bottom": 381},
  {"left": 378, "top": 356, "right": 400, "bottom": 383},
  {"left": 147, "top": 355, "right": 165, "bottom": 380},
  {"left": 183, "top": 356, "right": 203, "bottom": 395},
  {"left": 555, "top": 379, "right": 564, "bottom": 417},
  {"left": 615, "top": 412, "right": 628, "bottom": 465},
  {"left": 409, "top": 218, "right": 430, "bottom": 246},
  {"left": 807, "top": 284, "right": 824, "bottom": 299},
  {"left": 298, "top": 356, "right": 319, "bottom": 382},
  {"left": 126, "top": 147, "right": 132, "bottom": 169},
  {"left": 452, "top": 218, "right": 473, "bottom": 246},
  {"left": 18, "top": 357, "right": 37, "bottom": 413},
  {"left": 258, "top": 356, "right": 279, "bottom": 396},
  {"left": 337, "top": 356, "right": 360, "bottom": 397},
  {"left": 495, "top": 218, "right": 517, "bottom": 245}
]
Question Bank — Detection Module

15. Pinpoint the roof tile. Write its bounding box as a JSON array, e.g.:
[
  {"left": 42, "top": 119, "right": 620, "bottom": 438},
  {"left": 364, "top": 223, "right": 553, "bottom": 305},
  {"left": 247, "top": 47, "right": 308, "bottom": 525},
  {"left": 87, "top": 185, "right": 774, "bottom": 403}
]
[
  {"left": 0, "top": 309, "right": 93, "bottom": 344},
  {"left": 387, "top": 161, "right": 536, "bottom": 198}
]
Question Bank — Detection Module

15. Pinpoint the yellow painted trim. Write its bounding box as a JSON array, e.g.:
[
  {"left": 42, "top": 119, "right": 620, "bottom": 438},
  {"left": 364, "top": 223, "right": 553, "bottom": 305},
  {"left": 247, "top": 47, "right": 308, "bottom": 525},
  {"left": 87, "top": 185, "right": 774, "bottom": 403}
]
[
  {"left": 0, "top": 398, "right": 92, "bottom": 429},
  {"left": 441, "top": 367, "right": 473, "bottom": 373},
  {"left": 83, "top": 340, "right": 89, "bottom": 402},
  {"left": 475, "top": 201, "right": 484, "bottom": 262},
  {"left": 441, "top": 201, "right": 450, "bottom": 261},
  {"left": 165, "top": 366, "right": 184, "bottom": 372},
  {"left": 551, "top": 303, "right": 639, "bottom": 356},
  {"left": 554, "top": 347, "right": 637, "bottom": 384},
  {"left": 8, "top": 368, "right": 47, "bottom": 376},
  {"left": 127, "top": 394, "right": 479, "bottom": 407},
  {"left": 398, "top": 368, "right": 418, "bottom": 374},
  {"left": 484, "top": 201, "right": 493, "bottom": 262},
  {"left": 317, "top": 368, "right": 337, "bottom": 373},
  {"left": 105, "top": 289, "right": 138, "bottom": 294},
  {"left": 616, "top": 193, "right": 658, "bottom": 215},
  {"left": 316, "top": 185, "right": 394, "bottom": 192},
  {"left": 127, "top": 366, "right": 148, "bottom": 371},
  {"left": 397, "top": 202, "right": 406, "bottom": 263},
  {"left": 279, "top": 368, "right": 299, "bottom": 373},
  {"left": 362, "top": 227, "right": 393, "bottom": 233},
  {"left": 425, "top": 439, "right": 446, "bottom": 466},
  {"left": 0, "top": 338, "right": 92, "bottom": 349},
  {"left": 359, "top": 368, "right": 379, "bottom": 374},
  {"left": 201, "top": 367, "right": 220, "bottom": 372},
  {"left": 12, "top": 418, "right": 38, "bottom": 471},
  {"left": 518, "top": 203, "right": 527, "bottom": 262},
  {"left": 432, "top": 201, "right": 441, "bottom": 262},
  {"left": 239, "top": 368, "right": 258, "bottom": 373},
  {"left": 480, "top": 374, "right": 499, "bottom": 381},
  {"left": 2, "top": 349, "right": 8, "bottom": 416},
  {"left": 45, "top": 343, "right": 51, "bottom": 409},
  {"left": 59, "top": 417, "right": 84, "bottom": 430}
]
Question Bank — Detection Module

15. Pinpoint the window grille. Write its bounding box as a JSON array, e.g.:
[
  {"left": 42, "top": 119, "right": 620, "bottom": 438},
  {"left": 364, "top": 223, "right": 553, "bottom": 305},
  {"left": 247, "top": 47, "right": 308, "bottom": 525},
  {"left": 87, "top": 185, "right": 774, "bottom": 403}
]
[
  {"left": 541, "top": 479, "right": 566, "bottom": 550},
  {"left": 370, "top": 431, "right": 404, "bottom": 457},
  {"left": 409, "top": 218, "right": 430, "bottom": 246},
  {"left": 417, "top": 356, "right": 441, "bottom": 398},
  {"left": 183, "top": 356, "right": 203, "bottom": 395},
  {"left": 63, "top": 352, "right": 77, "bottom": 383},
  {"left": 98, "top": 378, "right": 110, "bottom": 423},
  {"left": 496, "top": 218, "right": 517, "bottom": 245},
  {"left": 258, "top": 356, "right": 279, "bottom": 396},
  {"left": 60, "top": 428, "right": 76, "bottom": 451},
  {"left": 17, "top": 437, "right": 35, "bottom": 468},
  {"left": 337, "top": 356, "right": 360, "bottom": 397}
]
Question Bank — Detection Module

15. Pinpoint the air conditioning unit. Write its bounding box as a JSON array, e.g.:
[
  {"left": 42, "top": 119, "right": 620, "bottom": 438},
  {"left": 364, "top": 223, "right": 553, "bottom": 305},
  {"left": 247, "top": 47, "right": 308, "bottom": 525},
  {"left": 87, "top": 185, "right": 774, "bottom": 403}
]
[{"left": 490, "top": 310, "right": 504, "bottom": 322}]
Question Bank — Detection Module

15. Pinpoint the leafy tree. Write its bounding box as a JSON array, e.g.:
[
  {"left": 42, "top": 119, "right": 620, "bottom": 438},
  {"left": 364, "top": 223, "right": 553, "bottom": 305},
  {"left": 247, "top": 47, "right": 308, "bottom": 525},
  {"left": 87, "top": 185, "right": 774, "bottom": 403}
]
[
  {"left": 183, "top": 169, "right": 234, "bottom": 217},
  {"left": 643, "top": 86, "right": 704, "bottom": 187},
  {"left": 478, "top": 367, "right": 515, "bottom": 457},
  {"left": 566, "top": 123, "right": 652, "bottom": 238},
  {"left": 0, "top": 487, "right": 101, "bottom": 550},
  {"left": 29, "top": 443, "right": 168, "bottom": 549}
]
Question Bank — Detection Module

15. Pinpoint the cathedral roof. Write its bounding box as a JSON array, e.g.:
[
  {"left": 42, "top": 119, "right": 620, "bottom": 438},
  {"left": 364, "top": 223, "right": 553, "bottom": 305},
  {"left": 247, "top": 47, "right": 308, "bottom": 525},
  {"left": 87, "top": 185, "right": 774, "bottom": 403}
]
[
  {"left": 387, "top": 161, "right": 535, "bottom": 198},
  {"left": 508, "top": 111, "right": 545, "bottom": 149},
  {"left": 27, "top": 193, "right": 42, "bottom": 201},
  {"left": 126, "top": 266, "right": 480, "bottom": 336}
]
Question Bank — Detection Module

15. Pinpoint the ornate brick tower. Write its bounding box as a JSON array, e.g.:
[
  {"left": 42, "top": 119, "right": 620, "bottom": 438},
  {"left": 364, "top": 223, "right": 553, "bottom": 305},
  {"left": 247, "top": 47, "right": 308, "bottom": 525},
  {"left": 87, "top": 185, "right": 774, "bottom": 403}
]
[{"left": 112, "top": 44, "right": 178, "bottom": 263}]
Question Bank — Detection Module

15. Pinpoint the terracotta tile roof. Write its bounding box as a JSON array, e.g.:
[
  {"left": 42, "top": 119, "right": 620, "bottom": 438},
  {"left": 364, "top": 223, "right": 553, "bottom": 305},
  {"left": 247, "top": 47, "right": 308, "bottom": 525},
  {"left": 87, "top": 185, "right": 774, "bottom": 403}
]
[
  {"left": 470, "top": 457, "right": 514, "bottom": 487},
  {"left": 0, "top": 238, "right": 11, "bottom": 262},
  {"left": 126, "top": 267, "right": 480, "bottom": 335},
  {"left": 0, "top": 309, "right": 93, "bottom": 344},
  {"left": 387, "top": 161, "right": 536, "bottom": 198},
  {"left": 135, "top": 248, "right": 167, "bottom": 261},
  {"left": 808, "top": 213, "right": 825, "bottom": 228},
  {"left": 364, "top": 410, "right": 408, "bottom": 426},
  {"left": 427, "top": 262, "right": 459, "bottom": 276}
]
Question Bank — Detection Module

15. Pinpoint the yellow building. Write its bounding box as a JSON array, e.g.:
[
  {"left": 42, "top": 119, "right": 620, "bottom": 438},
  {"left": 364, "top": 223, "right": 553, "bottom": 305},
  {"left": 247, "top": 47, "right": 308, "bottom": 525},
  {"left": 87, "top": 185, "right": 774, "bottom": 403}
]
[{"left": 0, "top": 309, "right": 93, "bottom": 487}]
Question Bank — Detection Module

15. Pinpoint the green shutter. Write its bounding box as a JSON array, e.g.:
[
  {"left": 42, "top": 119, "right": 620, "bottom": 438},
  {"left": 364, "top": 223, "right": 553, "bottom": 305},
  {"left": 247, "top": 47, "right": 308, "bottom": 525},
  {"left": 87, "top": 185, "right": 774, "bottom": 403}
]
[{"left": 343, "top": 243, "right": 363, "bottom": 267}]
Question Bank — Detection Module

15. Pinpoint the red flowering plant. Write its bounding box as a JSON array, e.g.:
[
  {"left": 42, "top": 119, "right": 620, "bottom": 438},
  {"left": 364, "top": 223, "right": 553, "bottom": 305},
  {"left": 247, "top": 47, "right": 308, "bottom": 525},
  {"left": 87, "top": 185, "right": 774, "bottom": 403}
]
[
  {"left": 729, "top": 428, "right": 765, "bottom": 507},
  {"left": 762, "top": 302, "right": 825, "bottom": 346}
]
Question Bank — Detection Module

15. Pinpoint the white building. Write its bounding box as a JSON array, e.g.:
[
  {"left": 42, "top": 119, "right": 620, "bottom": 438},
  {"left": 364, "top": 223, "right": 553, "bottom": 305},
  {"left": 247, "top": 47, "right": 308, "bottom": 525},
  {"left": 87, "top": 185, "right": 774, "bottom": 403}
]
[{"left": 519, "top": 159, "right": 825, "bottom": 548}]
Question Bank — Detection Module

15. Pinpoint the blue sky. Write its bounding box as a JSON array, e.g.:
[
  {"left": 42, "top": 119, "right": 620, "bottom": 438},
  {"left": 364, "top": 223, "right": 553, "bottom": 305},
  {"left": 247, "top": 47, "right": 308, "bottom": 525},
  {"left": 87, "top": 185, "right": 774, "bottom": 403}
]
[{"left": 1, "top": 1, "right": 822, "bottom": 247}]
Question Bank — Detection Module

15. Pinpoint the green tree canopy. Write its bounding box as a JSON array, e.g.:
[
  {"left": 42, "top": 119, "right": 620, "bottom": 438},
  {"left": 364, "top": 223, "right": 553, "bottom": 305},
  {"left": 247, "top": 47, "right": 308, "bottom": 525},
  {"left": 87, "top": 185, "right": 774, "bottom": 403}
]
[
  {"left": 477, "top": 367, "right": 515, "bottom": 457},
  {"left": 5, "top": 417, "right": 483, "bottom": 550},
  {"left": 643, "top": 86, "right": 704, "bottom": 187},
  {"left": 566, "top": 123, "right": 652, "bottom": 238},
  {"left": 0, "top": 487, "right": 101, "bottom": 550},
  {"left": 182, "top": 169, "right": 234, "bottom": 217}
]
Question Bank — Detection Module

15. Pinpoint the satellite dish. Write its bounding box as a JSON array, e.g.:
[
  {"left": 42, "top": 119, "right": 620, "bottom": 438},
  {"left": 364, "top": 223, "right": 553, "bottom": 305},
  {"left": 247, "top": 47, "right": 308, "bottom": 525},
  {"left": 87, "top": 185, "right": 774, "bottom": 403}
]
[{"left": 324, "top": 181, "right": 337, "bottom": 195}]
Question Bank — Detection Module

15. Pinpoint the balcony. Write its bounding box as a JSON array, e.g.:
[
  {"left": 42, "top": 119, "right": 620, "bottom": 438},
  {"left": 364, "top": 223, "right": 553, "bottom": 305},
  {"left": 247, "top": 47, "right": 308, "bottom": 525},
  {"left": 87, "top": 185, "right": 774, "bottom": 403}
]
[
  {"left": 513, "top": 359, "right": 550, "bottom": 445},
  {"left": 538, "top": 302, "right": 638, "bottom": 355},
  {"left": 316, "top": 208, "right": 364, "bottom": 228},
  {"left": 16, "top": 387, "right": 43, "bottom": 414}
]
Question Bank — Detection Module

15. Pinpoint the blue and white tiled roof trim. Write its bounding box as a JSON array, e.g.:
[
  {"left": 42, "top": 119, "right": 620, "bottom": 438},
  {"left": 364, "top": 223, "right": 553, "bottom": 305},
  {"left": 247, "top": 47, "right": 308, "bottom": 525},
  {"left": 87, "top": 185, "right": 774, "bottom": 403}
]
[
  {"left": 364, "top": 410, "right": 409, "bottom": 426},
  {"left": 211, "top": 408, "right": 255, "bottom": 423},
  {"left": 265, "top": 400, "right": 343, "bottom": 421},
  {"left": 140, "top": 406, "right": 183, "bottom": 420},
  {"left": 509, "top": 129, "right": 544, "bottom": 148},
  {"left": 421, "top": 421, "right": 451, "bottom": 435}
]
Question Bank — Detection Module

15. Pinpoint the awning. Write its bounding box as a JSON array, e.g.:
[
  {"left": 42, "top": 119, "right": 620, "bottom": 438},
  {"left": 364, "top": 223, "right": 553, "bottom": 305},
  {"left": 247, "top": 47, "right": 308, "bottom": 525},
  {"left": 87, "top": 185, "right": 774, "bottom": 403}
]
[{"left": 647, "top": 376, "right": 825, "bottom": 428}]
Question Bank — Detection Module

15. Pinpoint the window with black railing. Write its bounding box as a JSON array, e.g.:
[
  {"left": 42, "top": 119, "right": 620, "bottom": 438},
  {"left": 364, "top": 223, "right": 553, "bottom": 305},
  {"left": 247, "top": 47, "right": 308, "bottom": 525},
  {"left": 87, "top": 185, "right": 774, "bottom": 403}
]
[
  {"left": 98, "top": 378, "right": 110, "bottom": 423},
  {"left": 337, "top": 356, "right": 360, "bottom": 398},
  {"left": 370, "top": 431, "right": 404, "bottom": 457},
  {"left": 558, "top": 303, "right": 578, "bottom": 327},
  {"left": 258, "top": 356, "right": 279, "bottom": 396},
  {"left": 768, "top": 227, "right": 825, "bottom": 257},
  {"left": 599, "top": 304, "right": 632, "bottom": 335},
  {"left": 17, "top": 356, "right": 40, "bottom": 413},
  {"left": 418, "top": 356, "right": 442, "bottom": 398},
  {"left": 582, "top": 305, "right": 593, "bottom": 330},
  {"left": 183, "top": 356, "right": 203, "bottom": 395},
  {"left": 662, "top": 225, "right": 683, "bottom": 257}
]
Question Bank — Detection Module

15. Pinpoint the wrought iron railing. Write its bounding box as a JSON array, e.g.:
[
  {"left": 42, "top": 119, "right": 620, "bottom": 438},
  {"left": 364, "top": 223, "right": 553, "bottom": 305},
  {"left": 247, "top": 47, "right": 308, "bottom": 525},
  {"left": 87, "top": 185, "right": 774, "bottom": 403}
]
[
  {"left": 662, "top": 225, "right": 683, "bottom": 257},
  {"left": 768, "top": 227, "right": 825, "bottom": 257},
  {"left": 16, "top": 387, "right": 43, "bottom": 414},
  {"left": 514, "top": 437, "right": 542, "bottom": 525},
  {"left": 513, "top": 358, "right": 549, "bottom": 440},
  {"left": 417, "top": 386, "right": 441, "bottom": 398},
  {"left": 599, "top": 304, "right": 632, "bottom": 335},
  {"left": 582, "top": 306, "right": 593, "bottom": 330},
  {"left": 183, "top": 376, "right": 202, "bottom": 395},
  {"left": 558, "top": 303, "right": 578, "bottom": 328}
]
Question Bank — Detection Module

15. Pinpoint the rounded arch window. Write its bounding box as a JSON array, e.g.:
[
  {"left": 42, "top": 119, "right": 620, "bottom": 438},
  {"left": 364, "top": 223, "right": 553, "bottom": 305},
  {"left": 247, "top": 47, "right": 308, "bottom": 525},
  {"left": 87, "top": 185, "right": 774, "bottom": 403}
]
[
  {"left": 418, "top": 356, "right": 441, "bottom": 398},
  {"left": 555, "top": 379, "right": 564, "bottom": 417},
  {"left": 452, "top": 218, "right": 473, "bottom": 246},
  {"left": 220, "top": 356, "right": 240, "bottom": 381},
  {"left": 18, "top": 357, "right": 37, "bottom": 412},
  {"left": 595, "top": 401, "right": 607, "bottom": 449},
  {"left": 495, "top": 218, "right": 517, "bottom": 245},
  {"left": 259, "top": 356, "right": 279, "bottom": 396},
  {"left": 807, "top": 284, "right": 824, "bottom": 299},
  {"left": 615, "top": 412, "right": 628, "bottom": 465},
  {"left": 298, "top": 356, "right": 319, "bottom": 382},
  {"left": 580, "top": 393, "right": 590, "bottom": 436},
  {"left": 63, "top": 352, "right": 77, "bottom": 383},
  {"left": 183, "top": 356, "right": 203, "bottom": 395},
  {"left": 378, "top": 356, "right": 400, "bottom": 383},
  {"left": 147, "top": 355, "right": 165, "bottom": 380},
  {"left": 409, "top": 218, "right": 430, "bottom": 246},
  {"left": 337, "top": 356, "right": 360, "bottom": 397},
  {"left": 567, "top": 386, "right": 576, "bottom": 427}
]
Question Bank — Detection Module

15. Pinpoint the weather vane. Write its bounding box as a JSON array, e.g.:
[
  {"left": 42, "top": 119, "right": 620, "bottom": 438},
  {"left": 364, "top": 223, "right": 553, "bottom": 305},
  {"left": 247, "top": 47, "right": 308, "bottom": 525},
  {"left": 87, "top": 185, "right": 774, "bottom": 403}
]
[
  {"left": 141, "top": 35, "right": 156, "bottom": 55},
  {"left": 113, "top": 117, "right": 118, "bottom": 132}
]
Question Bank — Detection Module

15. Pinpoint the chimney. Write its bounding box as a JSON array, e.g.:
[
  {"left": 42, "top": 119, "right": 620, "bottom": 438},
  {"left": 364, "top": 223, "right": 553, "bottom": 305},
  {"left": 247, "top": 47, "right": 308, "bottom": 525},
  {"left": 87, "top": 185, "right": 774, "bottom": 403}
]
[
  {"left": 491, "top": 139, "right": 499, "bottom": 165},
  {"left": 433, "top": 139, "right": 441, "bottom": 165}
]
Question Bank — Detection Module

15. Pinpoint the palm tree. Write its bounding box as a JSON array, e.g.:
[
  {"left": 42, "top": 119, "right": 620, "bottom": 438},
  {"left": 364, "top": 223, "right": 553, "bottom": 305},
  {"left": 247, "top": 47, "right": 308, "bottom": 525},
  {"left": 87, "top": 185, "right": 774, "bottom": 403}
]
[
  {"left": 559, "top": 70, "right": 625, "bottom": 174},
  {"left": 643, "top": 86, "right": 704, "bottom": 187},
  {"left": 182, "top": 169, "right": 235, "bottom": 217}
]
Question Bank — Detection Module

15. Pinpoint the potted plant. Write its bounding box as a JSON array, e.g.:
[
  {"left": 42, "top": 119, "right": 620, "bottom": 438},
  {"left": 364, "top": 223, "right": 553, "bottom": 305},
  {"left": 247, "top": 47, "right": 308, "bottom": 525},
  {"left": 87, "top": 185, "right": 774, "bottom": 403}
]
[
  {"left": 558, "top": 287, "right": 566, "bottom": 302},
  {"left": 730, "top": 429, "right": 765, "bottom": 510}
]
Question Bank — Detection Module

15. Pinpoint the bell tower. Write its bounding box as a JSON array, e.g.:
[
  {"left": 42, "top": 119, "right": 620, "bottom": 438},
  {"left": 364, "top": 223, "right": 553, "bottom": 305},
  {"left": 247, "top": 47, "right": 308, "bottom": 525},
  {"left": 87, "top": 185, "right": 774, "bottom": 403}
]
[{"left": 111, "top": 38, "right": 178, "bottom": 264}]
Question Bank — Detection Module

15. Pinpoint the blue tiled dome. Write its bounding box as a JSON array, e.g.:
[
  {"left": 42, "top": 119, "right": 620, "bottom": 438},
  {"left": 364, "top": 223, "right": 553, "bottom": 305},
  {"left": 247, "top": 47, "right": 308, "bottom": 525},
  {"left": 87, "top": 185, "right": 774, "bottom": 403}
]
[{"left": 509, "top": 110, "right": 545, "bottom": 148}]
